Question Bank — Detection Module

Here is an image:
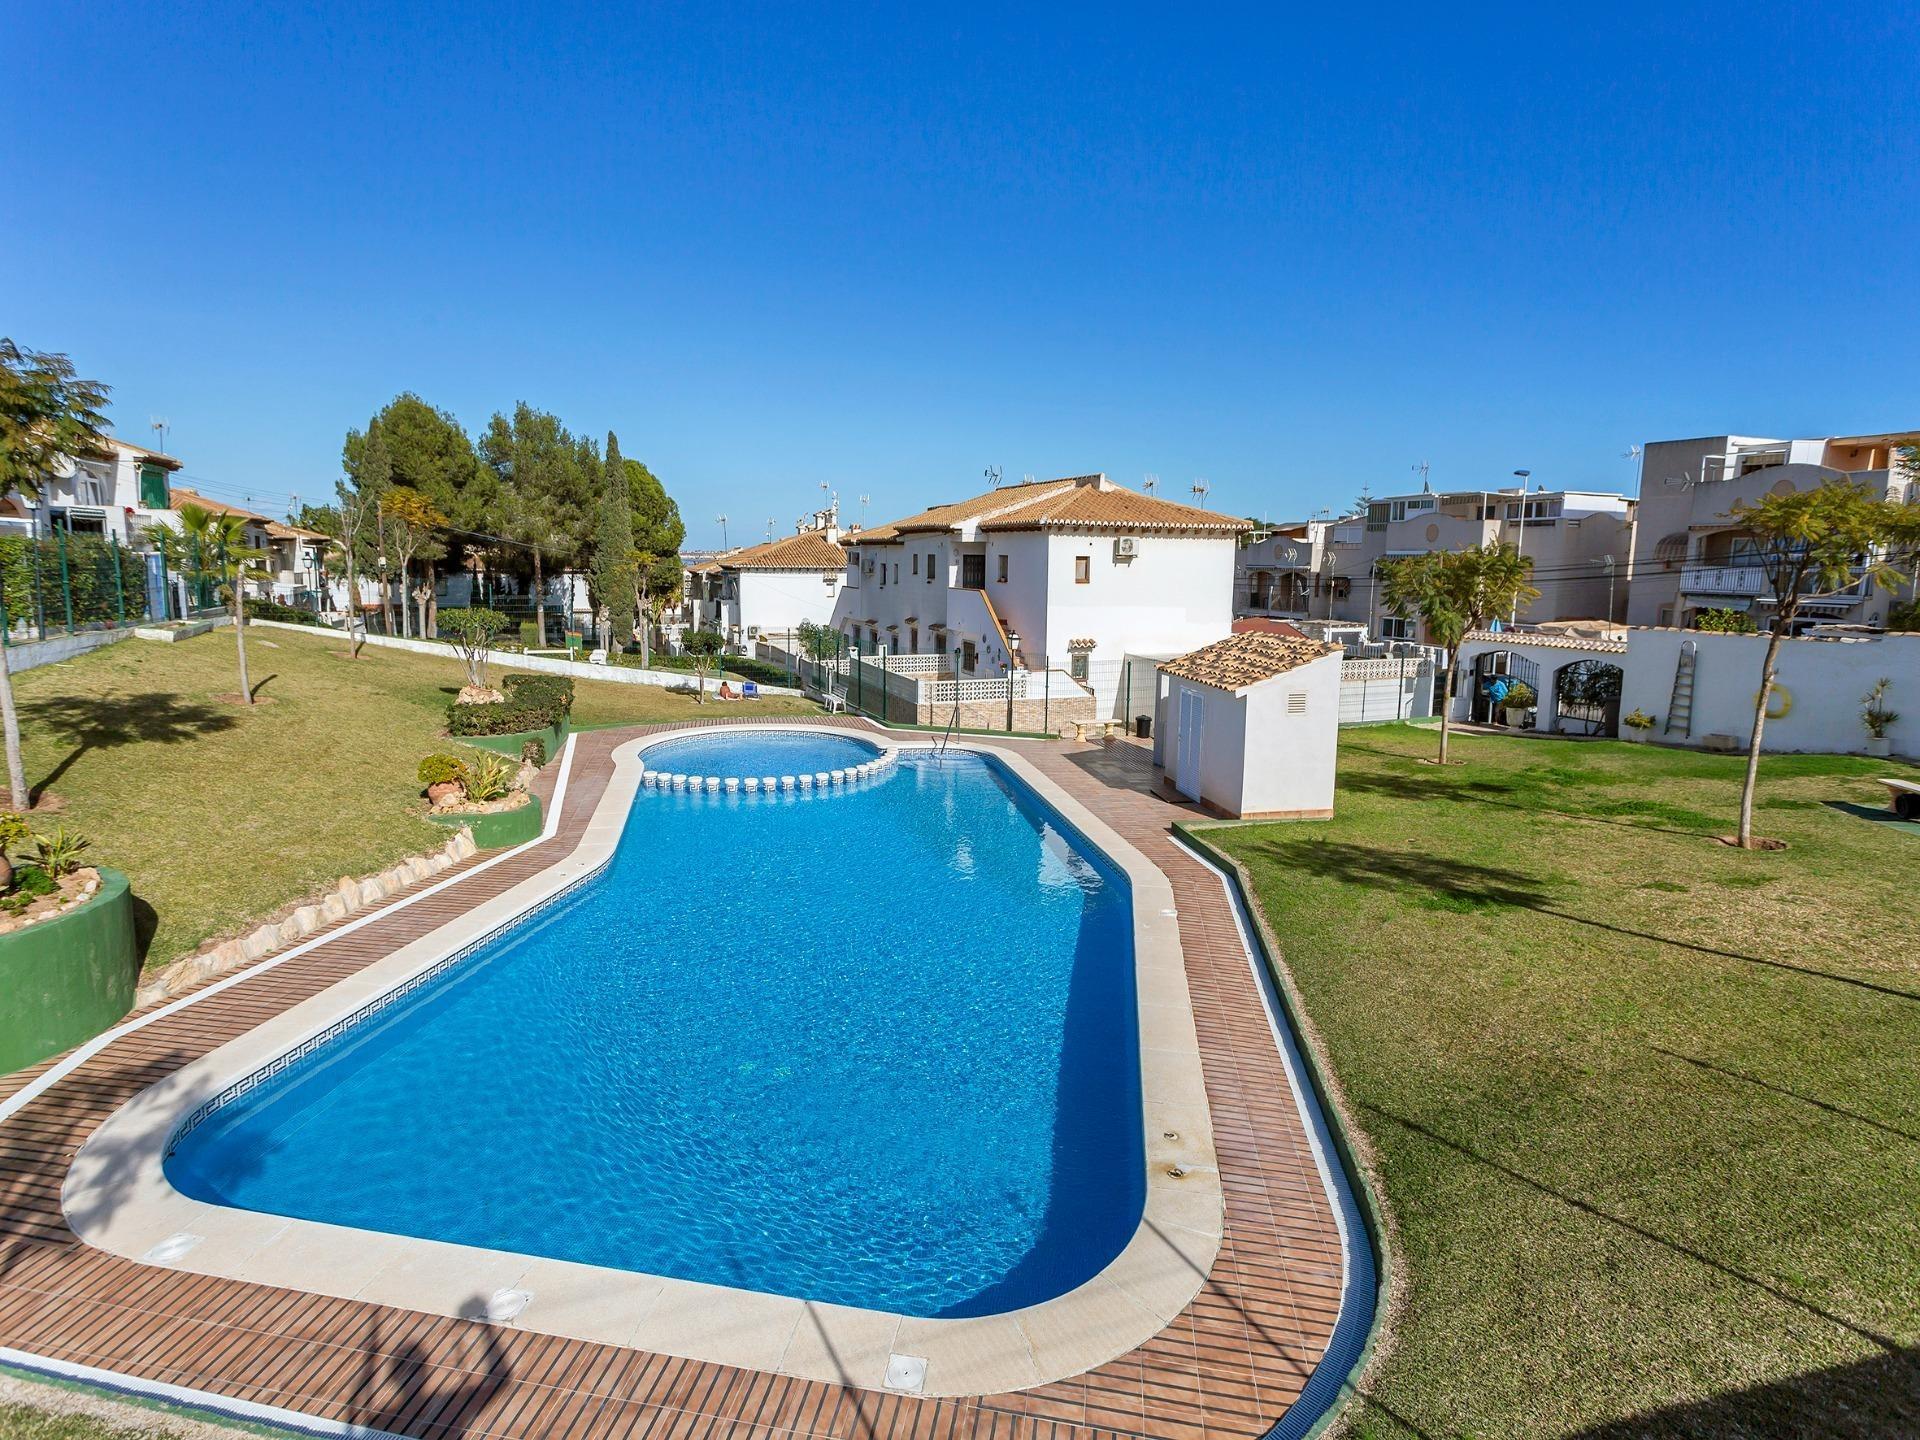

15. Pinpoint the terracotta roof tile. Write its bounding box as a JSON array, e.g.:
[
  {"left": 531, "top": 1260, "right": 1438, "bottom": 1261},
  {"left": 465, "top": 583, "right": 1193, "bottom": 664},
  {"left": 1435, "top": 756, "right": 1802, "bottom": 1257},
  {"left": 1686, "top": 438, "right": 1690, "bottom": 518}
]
[
  {"left": 858, "top": 477, "right": 1083, "bottom": 541},
  {"left": 719, "top": 531, "right": 846, "bottom": 570},
  {"left": 168, "top": 488, "right": 270, "bottom": 523},
  {"left": 979, "top": 486, "right": 1252, "bottom": 533},
  {"left": 1159, "top": 632, "right": 1339, "bottom": 692},
  {"left": 1232, "top": 617, "right": 1310, "bottom": 639}
]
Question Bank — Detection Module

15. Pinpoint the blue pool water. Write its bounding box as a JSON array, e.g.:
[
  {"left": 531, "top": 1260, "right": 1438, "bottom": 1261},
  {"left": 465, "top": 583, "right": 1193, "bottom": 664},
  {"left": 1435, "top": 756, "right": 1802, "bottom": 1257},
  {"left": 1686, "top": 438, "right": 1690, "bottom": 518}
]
[
  {"left": 165, "top": 747, "right": 1145, "bottom": 1318},
  {"left": 641, "top": 729, "right": 878, "bottom": 779}
]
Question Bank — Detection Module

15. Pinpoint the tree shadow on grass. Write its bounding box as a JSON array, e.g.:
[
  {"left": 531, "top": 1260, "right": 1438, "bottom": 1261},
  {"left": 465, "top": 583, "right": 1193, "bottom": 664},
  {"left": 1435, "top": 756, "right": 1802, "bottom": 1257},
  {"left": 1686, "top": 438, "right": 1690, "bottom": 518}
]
[
  {"left": 1563, "top": 1347, "right": 1920, "bottom": 1439},
  {"left": 1649, "top": 1047, "right": 1920, "bottom": 1146},
  {"left": 18, "top": 692, "right": 239, "bottom": 804},
  {"left": 1241, "top": 835, "right": 1920, "bottom": 1002},
  {"left": 1362, "top": 1103, "right": 1903, "bottom": 1356},
  {"left": 1336, "top": 767, "right": 1719, "bottom": 840}
]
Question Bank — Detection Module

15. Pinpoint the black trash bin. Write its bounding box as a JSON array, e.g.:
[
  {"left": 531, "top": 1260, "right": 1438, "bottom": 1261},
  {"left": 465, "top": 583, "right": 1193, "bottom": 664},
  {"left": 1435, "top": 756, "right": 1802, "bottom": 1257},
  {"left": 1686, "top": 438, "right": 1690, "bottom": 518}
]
[{"left": 1134, "top": 714, "right": 1152, "bottom": 740}]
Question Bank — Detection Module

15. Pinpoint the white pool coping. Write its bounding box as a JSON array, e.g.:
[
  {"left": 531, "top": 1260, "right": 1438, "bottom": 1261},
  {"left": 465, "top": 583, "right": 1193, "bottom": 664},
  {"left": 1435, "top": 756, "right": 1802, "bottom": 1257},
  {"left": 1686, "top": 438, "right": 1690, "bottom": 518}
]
[{"left": 65, "top": 724, "right": 1222, "bottom": 1399}]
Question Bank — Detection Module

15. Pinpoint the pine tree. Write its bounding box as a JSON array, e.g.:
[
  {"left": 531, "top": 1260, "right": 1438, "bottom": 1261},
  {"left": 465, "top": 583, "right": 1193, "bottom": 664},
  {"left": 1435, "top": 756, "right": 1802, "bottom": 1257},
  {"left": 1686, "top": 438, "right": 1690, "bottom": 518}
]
[{"left": 591, "top": 431, "right": 636, "bottom": 649}]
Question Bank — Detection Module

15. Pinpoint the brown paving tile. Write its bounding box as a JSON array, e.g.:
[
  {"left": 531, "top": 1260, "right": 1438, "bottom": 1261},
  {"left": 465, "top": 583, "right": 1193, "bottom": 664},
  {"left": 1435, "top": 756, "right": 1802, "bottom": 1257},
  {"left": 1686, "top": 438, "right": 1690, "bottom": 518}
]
[{"left": 0, "top": 721, "right": 1346, "bottom": 1440}]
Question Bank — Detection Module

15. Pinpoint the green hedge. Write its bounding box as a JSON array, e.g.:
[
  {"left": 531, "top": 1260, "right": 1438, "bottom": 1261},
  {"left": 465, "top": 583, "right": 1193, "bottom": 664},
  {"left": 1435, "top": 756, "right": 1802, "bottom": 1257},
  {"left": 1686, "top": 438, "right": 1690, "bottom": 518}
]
[
  {"left": 618, "top": 650, "right": 793, "bottom": 686},
  {"left": 445, "top": 672, "right": 575, "bottom": 737},
  {"left": 0, "top": 534, "right": 148, "bottom": 629},
  {"left": 243, "top": 596, "right": 329, "bottom": 626}
]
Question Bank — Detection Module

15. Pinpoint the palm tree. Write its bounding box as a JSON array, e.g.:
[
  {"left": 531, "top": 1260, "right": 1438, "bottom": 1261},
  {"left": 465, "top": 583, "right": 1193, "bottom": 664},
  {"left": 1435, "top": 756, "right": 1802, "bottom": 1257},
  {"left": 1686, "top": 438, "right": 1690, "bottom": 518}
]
[
  {"left": 149, "top": 505, "right": 269, "bottom": 705},
  {"left": 0, "top": 341, "right": 112, "bottom": 810}
]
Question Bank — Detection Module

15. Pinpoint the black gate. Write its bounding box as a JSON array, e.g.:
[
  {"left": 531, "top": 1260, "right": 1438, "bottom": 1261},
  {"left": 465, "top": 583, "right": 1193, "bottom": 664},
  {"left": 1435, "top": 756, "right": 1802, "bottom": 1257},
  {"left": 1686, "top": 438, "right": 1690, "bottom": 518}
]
[
  {"left": 1555, "top": 660, "right": 1623, "bottom": 737},
  {"left": 1470, "top": 650, "right": 1540, "bottom": 725}
]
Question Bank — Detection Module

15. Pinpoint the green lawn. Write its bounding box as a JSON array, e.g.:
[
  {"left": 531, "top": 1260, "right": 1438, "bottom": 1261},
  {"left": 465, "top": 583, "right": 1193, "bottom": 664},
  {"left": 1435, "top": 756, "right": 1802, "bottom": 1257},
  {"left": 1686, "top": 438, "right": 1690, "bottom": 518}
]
[
  {"left": 1209, "top": 726, "right": 1918, "bottom": 1439},
  {"left": 9, "top": 627, "right": 818, "bottom": 975}
]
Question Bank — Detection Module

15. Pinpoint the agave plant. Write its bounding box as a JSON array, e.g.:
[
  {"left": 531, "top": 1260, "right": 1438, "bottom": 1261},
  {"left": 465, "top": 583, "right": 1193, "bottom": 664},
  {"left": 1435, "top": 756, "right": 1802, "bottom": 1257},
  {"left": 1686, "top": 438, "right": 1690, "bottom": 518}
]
[
  {"left": 30, "top": 825, "right": 90, "bottom": 880},
  {"left": 462, "top": 751, "right": 518, "bottom": 804}
]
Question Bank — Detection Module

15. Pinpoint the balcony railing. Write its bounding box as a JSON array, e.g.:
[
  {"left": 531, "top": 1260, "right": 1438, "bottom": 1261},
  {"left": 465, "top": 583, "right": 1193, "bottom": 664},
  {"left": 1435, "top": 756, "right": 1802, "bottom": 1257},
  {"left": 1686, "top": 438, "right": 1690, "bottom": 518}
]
[{"left": 1681, "top": 564, "right": 1867, "bottom": 601}]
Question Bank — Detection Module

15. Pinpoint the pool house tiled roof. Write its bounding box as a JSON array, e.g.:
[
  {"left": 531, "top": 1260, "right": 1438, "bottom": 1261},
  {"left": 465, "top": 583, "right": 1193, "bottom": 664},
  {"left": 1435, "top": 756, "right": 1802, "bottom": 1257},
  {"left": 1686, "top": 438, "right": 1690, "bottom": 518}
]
[{"left": 1160, "top": 631, "right": 1340, "bottom": 693}]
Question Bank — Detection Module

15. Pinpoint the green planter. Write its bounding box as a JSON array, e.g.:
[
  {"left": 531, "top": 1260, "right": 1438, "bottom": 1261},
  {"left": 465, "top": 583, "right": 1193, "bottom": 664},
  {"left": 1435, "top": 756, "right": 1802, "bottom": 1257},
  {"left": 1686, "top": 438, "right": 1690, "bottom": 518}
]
[
  {"left": 0, "top": 867, "right": 138, "bottom": 1075},
  {"left": 454, "top": 714, "right": 569, "bottom": 763},
  {"left": 428, "top": 794, "right": 544, "bottom": 850}
]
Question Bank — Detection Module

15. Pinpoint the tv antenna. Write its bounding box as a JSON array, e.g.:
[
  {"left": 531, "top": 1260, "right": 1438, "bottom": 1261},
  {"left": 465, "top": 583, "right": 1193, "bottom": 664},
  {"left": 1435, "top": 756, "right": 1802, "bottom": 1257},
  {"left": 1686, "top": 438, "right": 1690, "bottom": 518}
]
[
  {"left": 984, "top": 465, "right": 1003, "bottom": 489},
  {"left": 857, "top": 494, "right": 871, "bottom": 524},
  {"left": 715, "top": 513, "right": 729, "bottom": 549},
  {"left": 1412, "top": 459, "right": 1430, "bottom": 493},
  {"left": 1190, "top": 478, "right": 1210, "bottom": 508},
  {"left": 149, "top": 417, "right": 170, "bottom": 455},
  {"left": 766, "top": 517, "right": 775, "bottom": 543},
  {"left": 1142, "top": 473, "right": 1158, "bottom": 494}
]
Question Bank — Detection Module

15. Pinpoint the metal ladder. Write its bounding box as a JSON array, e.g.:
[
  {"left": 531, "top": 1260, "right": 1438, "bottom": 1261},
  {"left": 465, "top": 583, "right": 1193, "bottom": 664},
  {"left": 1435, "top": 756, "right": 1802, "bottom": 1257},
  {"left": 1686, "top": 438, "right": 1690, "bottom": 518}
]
[
  {"left": 1664, "top": 640, "right": 1697, "bottom": 736},
  {"left": 933, "top": 692, "right": 961, "bottom": 763}
]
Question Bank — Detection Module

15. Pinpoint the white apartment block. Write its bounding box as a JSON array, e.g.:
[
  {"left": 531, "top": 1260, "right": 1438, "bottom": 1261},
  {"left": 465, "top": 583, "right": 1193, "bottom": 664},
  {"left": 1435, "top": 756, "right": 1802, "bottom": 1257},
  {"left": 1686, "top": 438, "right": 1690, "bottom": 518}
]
[
  {"left": 1237, "top": 486, "right": 1635, "bottom": 644},
  {"left": 0, "top": 436, "right": 184, "bottom": 543},
  {"left": 833, "top": 472, "right": 1245, "bottom": 717},
  {"left": 1628, "top": 432, "right": 1915, "bottom": 631}
]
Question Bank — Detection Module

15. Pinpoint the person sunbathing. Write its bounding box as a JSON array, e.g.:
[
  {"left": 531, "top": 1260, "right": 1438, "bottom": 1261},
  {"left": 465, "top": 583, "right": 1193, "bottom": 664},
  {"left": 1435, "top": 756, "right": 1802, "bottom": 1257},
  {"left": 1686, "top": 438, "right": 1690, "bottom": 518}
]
[{"left": 718, "top": 681, "right": 738, "bottom": 700}]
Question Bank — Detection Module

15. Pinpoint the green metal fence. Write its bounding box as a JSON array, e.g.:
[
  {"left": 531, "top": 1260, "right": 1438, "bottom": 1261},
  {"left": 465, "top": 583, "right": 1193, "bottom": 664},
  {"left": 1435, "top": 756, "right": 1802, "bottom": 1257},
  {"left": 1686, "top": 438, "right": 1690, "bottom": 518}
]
[{"left": 0, "top": 532, "right": 151, "bottom": 644}]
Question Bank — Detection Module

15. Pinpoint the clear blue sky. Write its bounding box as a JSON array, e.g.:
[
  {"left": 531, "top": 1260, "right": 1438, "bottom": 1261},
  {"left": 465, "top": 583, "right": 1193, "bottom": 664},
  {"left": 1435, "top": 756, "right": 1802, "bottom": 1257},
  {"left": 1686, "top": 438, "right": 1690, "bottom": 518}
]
[{"left": 11, "top": 1, "right": 1917, "bottom": 548}]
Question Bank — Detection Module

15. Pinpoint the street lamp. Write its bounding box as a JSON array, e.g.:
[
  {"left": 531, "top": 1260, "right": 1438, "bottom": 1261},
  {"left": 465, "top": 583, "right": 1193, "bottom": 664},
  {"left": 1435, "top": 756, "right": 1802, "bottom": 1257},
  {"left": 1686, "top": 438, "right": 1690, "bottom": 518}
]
[{"left": 1510, "top": 470, "right": 1532, "bottom": 622}]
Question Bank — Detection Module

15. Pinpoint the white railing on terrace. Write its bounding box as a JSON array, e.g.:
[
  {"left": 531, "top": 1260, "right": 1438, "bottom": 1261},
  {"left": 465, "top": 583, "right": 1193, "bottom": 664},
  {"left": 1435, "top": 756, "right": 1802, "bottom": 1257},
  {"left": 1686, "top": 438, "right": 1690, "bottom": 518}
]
[
  {"left": 927, "top": 670, "right": 1032, "bottom": 704},
  {"left": 1681, "top": 564, "right": 1867, "bottom": 600},
  {"left": 1341, "top": 657, "right": 1434, "bottom": 681}
]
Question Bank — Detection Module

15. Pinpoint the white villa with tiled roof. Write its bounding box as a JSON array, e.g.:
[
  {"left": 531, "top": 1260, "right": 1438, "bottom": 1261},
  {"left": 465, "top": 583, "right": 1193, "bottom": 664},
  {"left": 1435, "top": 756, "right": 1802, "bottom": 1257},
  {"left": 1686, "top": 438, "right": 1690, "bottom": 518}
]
[
  {"left": 833, "top": 472, "right": 1247, "bottom": 721},
  {"left": 688, "top": 509, "right": 847, "bottom": 648}
]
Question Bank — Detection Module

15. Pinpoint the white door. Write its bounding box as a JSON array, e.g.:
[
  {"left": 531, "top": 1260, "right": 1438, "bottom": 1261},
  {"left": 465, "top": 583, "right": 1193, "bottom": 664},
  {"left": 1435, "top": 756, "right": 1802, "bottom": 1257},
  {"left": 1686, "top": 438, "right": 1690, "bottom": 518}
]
[{"left": 1176, "top": 686, "right": 1204, "bottom": 801}]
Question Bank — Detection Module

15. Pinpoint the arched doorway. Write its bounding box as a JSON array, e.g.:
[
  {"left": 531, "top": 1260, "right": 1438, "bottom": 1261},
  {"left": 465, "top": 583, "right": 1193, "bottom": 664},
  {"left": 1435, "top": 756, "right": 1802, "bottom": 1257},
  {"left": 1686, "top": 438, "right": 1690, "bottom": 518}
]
[
  {"left": 1470, "top": 650, "right": 1540, "bottom": 725},
  {"left": 1554, "top": 659, "right": 1624, "bottom": 737}
]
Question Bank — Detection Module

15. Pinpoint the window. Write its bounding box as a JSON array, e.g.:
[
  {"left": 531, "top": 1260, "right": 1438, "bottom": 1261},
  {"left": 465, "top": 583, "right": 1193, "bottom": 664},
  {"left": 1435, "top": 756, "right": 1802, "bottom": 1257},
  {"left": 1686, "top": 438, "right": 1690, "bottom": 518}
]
[
  {"left": 1365, "top": 503, "right": 1389, "bottom": 533},
  {"left": 997, "top": 554, "right": 1008, "bottom": 583},
  {"left": 139, "top": 464, "right": 170, "bottom": 509},
  {"left": 912, "top": 554, "right": 919, "bottom": 576},
  {"left": 892, "top": 564, "right": 899, "bottom": 584},
  {"left": 878, "top": 563, "right": 886, "bottom": 588},
  {"left": 908, "top": 626, "right": 918, "bottom": 652},
  {"left": 926, "top": 551, "right": 936, "bottom": 582},
  {"left": 1379, "top": 616, "right": 1412, "bottom": 641},
  {"left": 1074, "top": 556, "right": 1090, "bottom": 584},
  {"left": 1389, "top": 496, "right": 1435, "bottom": 522},
  {"left": 961, "top": 554, "right": 985, "bottom": 589},
  {"left": 961, "top": 640, "right": 978, "bottom": 672}
]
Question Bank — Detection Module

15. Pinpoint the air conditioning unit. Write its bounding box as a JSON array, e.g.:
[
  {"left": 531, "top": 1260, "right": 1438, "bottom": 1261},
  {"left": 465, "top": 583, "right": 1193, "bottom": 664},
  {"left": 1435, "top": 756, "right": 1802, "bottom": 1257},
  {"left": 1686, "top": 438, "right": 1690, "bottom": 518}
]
[{"left": 1114, "top": 536, "right": 1139, "bottom": 559}]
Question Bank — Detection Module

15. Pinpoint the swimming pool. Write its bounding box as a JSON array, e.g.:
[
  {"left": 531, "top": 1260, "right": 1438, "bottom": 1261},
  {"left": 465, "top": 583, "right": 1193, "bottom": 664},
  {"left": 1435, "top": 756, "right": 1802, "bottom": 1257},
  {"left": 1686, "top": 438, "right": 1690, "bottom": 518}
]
[
  {"left": 163, "top": 738, "right": 1146, "bottom": 1319},
  {"left": 638, "top": 728, "right": 878, "bottom": 780}
]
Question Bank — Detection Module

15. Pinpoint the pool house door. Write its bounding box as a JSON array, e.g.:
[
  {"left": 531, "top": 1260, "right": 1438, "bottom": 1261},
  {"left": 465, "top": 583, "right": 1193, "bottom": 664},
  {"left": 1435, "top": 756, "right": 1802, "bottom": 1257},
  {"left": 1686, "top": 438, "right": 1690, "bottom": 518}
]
[{"left": 1176, "top": 687, "right": 1204, "bottom": 801}]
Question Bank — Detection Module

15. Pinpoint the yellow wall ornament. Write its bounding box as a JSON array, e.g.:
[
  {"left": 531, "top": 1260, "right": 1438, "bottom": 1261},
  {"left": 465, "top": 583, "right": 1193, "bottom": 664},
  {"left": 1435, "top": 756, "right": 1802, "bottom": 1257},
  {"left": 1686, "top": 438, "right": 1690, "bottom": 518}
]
[{"left": 1754, "top": 684, "right": 1793, "bottom": 720}]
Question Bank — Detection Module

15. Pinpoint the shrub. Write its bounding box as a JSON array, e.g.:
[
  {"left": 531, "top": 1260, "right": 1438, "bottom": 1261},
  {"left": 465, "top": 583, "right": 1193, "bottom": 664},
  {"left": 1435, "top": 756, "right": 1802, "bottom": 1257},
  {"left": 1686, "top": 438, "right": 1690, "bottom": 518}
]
[
  {"left": 1696, "top": 607, "right": 1757, "bottom": 634},
  {"left": 519, "top": 620, "right": 541, "bottom": 650},
  {"left": 463, "top": 751, "right": 518, "bottom": 803},
  {"left": 1, "top": 865, "right": 55, "bottom": 914},
  {"left": 444, "top": 671, "right": 575, "bottom": 736},
  {"left": 243, "top": 596, "right": 328, "bottom": 626},
  {"left": 418, "top": 754, "right": 467, "bottom": 787},
  {"left": 0, "top": 813, "right": 30, "bottom": 854},
  {"left": 520, "top": 737, "right": 547, "bottom": 767},
  {"left": 1623, "top": 708, "right": 1657, "bottom": 731},
  {"left": 1890, "top": 598, "right": 1920, "bottom": 633},
  {"left": 29, "top": 826, "right": 90, "bottom": 879},
  {"left": 1501, "top": 680, "right": 1537, "bottom": 709},
  {"left": 1862, "top": 678, "right": 1898, "bottom": 739}
]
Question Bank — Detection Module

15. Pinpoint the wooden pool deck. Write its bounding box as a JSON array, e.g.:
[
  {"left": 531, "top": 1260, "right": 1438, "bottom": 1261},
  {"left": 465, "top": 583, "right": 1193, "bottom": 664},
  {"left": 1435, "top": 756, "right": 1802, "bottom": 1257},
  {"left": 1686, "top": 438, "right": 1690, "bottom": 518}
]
[{"left": 0, "top": 719, "right": 1344, "bottom": 1440}]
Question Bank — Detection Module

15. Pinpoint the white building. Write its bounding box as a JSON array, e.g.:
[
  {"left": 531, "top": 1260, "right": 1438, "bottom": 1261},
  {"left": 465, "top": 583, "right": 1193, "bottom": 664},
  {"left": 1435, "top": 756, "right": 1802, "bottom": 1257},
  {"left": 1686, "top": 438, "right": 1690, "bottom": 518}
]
[
  {"left": 0, "top": 436, "right": 184, "bottom": 543},
  {"left": 836, "top": 473, "right": 1247, "bottom": 718},
  {"left": 1239, "top": 485, "right": 1636, "bottom": 641},
  {"left": 1153, "top": 631, "right": 1342, "bottom": 818},
  {"left": 1627, "top": 431, "right": 1915, "bottom": 631},
  {"left": 701, "top": 517, "right": 846, "bottom": 648}
]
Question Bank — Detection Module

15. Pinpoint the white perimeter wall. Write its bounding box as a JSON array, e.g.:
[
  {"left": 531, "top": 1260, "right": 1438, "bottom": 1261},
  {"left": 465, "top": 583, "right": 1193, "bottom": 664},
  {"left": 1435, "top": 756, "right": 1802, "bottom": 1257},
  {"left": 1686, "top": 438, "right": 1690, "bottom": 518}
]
[
  {"left": 734, "top": 569, "right": 839, "bottom": 637},
  {"left": 1620, "top": 629, "right": 1919, "bottom": 757}
]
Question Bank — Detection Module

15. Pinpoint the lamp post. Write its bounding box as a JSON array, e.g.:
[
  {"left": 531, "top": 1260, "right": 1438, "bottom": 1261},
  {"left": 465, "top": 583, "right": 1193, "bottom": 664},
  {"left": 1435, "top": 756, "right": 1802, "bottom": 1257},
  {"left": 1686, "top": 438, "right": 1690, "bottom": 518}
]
[{"left": 1510, "top": 469, "right": 1532, "bottom": 622}]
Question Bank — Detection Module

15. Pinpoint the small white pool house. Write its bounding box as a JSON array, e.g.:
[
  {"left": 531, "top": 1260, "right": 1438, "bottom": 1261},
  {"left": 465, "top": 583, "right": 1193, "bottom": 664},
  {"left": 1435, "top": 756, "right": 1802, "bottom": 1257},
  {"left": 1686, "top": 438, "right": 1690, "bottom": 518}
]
[{"left": 1153, "top": 632, "right": 1341, "bottom": 819}]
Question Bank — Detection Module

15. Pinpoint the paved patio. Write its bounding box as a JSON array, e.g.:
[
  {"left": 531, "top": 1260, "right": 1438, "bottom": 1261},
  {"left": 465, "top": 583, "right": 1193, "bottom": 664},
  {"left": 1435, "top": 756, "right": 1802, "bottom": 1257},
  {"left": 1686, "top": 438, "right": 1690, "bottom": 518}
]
[{"left": 0, "top": 719, "right": 1343, "bottom": 1439}]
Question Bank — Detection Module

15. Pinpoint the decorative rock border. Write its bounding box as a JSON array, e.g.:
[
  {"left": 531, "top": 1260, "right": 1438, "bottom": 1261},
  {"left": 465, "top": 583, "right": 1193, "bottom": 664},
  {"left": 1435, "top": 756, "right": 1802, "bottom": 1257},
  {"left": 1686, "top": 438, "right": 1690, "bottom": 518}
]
[
  {"left": 636, "top": 742, "right": 897, "bottom": 796},
  {"left": 132, "top": 829, "right": 481, "bottom": 1008}
]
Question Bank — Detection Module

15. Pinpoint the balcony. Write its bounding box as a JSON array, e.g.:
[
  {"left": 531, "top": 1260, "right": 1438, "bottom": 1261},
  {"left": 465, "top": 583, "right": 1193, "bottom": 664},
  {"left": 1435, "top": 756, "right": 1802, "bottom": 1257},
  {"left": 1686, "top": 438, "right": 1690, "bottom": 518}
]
[{"left": 1681, "top": 564, "right": 1867, "bottom": 603}]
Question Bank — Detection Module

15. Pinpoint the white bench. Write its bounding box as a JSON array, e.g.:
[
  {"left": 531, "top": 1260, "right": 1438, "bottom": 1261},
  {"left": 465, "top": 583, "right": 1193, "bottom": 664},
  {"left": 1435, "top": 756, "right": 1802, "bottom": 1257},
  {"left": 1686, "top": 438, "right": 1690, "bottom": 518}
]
[{"left": 1879, "top": 777, "right": 1920, "bottom": 821}]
